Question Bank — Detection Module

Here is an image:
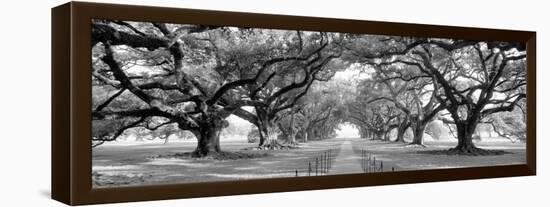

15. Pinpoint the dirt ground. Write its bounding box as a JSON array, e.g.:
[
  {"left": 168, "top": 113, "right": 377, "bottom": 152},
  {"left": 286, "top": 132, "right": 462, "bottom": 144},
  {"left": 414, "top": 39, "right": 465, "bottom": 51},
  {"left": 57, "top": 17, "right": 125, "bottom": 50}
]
[{"left": 92, "top": 137, "right": 525, "bottom": 188}]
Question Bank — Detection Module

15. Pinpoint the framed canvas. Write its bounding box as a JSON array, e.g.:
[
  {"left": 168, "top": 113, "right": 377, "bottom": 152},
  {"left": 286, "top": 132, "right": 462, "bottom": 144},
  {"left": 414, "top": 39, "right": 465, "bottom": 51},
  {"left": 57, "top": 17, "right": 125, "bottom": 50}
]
[{"left": 51, "top": 1, "right": 536, "bottom": 205}]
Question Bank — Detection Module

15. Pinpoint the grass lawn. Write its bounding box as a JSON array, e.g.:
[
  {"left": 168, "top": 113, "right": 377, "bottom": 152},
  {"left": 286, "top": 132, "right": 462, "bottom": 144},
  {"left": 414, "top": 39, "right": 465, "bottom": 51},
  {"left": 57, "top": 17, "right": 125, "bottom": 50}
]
[
  {"left": 92, "top": 138, "right": 341, "bottom": 187},
  {"left": 92, "top": 137, "right": 525, "bottom": 187},
  {"left": 352, "top": 138, "right": 526, "bottom": 171}
]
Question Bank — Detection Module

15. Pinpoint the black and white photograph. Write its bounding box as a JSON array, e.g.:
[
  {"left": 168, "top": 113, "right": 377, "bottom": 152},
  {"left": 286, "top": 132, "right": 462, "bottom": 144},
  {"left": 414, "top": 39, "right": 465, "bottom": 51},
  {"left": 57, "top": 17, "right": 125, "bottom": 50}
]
[{"left": 91, "top": 19, "right": 527, "bottom": 188}]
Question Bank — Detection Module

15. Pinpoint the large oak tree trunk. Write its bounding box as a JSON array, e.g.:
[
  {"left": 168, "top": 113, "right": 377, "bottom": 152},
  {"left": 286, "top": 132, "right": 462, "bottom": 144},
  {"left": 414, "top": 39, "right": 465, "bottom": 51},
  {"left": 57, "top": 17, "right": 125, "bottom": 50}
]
[
  {"left": 256, "top": 110, "right": 282, "bottom": 149},
  {"left": 190, "top": 112, "right": 230, "bottom": 157},
  {"left": 288, "top": 112, "right": 297, "bottom": 144},
  {"left": 445, "top": 115, "right": 503, "bottom": 155},
  {"left": 395, "top": 124, "right": 408, "bottom": 143},
  {"left": 369, "top": 130, "right": 375, "bottom": 139},
  {"left": 383, "top": 127, "right": 390, "bottom": 141},
  {"left": 257, "top": 120, "right": 292, "bottom": 149},
  {"left": 452, "top": 122, "right": 478, "bottom": 152},
  {"left": 258, "top": 124, "right": 279, "bottom": 147},
  {"left": 375, "top": 130, "right": 384, "bottom": 140},
  {"left": 191, "top": 126, "right": 221, "bottom": 157},
  {"left": 410, "top": 122, "right": 426, "bottom": 146},
  {"left": 362, "top": 128, "right": 368, "bottom": 139},
  {"left": 289, "top": 131, "right": 297, "bottom": 144},
  {"left": 304, "top": 128, "right": 310, "bottom": 142}
]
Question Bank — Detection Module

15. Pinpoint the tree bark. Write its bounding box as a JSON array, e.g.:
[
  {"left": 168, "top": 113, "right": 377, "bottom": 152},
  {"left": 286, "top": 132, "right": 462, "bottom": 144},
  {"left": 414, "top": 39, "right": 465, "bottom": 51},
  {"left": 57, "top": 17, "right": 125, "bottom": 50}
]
[
  {"left": 383, "top": 129, "right": 390, "bottom": 141},
  {"left": 258, "top": 124, "right": 267, "bottom": 146},
  {"left": 277, "top": 123, "right": 290, "bottom": 142},
  {"left": 395, "top": 123, "right": 408, "bottom": 142},
  {"left": 259, "top": 125, "right": 273, "bottom": 146},
  {"left": 289, "top": 112, "right": 297, "bottom": 144},
  {"left": 362, "top": 128, "right": 368, "bottom": 139},
  {"left": 289, "top": 131, "right": 297, "bottom": 144},
  {"left": 367, "top": 129, "right": 375, "bottom": 140},
  {"left": 375, "top": 130, "right": 384, "bottom": 140},
  {"left": 443, "top": 112, "right": 505, "bottom": 155},
  {"left": 452, "top": 122, "right": 477, "bottom": 152},
  {"left": 191, "top": 126, "right": 221, "bottom": 157},
  {"left": 410, "top": 122, "right": 427, "bottom": 145},
  {"left": 258, "top": 120, "right": 286, "bottom": 149}
]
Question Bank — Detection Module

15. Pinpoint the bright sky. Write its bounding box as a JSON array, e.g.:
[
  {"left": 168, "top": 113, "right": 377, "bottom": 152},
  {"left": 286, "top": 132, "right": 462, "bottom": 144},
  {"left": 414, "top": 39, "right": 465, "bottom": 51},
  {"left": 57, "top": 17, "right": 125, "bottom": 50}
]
[
  {"left": 333, "top": 64, "right": 371, "bottom": 81},
  {"left": 335, "top": 123, "right": 360, "bottom": 138},
  {"left": 226, "top": 114, "right": 252, "bottom": 128}
]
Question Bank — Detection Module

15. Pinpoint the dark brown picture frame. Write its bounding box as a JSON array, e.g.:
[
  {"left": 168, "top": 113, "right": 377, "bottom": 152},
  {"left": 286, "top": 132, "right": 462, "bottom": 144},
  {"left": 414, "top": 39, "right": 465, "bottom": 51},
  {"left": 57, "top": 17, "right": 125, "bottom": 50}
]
[{"left": 52, "top": 1, "right": 536, "bottom": 205}]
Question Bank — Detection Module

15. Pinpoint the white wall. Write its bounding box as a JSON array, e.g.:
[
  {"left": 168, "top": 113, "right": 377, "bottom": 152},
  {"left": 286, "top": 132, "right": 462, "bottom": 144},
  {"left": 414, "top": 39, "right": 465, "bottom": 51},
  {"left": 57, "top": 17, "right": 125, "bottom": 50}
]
[{"left": 0, "top": 0, "right": 546, "bottom": 206}]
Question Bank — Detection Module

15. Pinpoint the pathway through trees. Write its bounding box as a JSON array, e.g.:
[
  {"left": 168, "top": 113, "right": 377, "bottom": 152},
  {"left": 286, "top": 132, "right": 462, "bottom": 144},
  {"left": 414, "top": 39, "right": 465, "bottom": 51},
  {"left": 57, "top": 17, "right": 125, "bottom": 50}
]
[{"left": 328, "top": 139, "right": 363, "bottom": 175}]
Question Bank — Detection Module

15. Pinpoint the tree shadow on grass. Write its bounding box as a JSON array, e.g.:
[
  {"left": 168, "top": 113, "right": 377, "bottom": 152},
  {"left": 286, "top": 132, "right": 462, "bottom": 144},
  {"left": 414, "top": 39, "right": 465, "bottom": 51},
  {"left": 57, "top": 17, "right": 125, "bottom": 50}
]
[
  {"left": 92, "top": 171, "right": 152, "bottom": 187},
  {"left": 416, "top": 148, "right": 513, "bottom": 156},
  {"left": 151, "top": 151, "right": 270, "bottom": 160}
]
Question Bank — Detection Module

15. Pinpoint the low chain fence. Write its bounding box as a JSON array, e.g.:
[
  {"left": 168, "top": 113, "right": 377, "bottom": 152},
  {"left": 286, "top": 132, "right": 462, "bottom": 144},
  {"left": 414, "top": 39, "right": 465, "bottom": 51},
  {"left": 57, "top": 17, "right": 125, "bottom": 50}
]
[
  {"left": 359, "top": 147, "right": 395, "bottom": 173},
  {"left": 293, "top": 147, "right": 339, "bottom": 177}
]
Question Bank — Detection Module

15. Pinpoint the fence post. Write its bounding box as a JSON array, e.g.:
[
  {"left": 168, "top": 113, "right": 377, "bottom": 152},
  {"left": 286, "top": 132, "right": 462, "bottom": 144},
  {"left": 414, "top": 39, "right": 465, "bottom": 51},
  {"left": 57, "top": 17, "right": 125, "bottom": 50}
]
[
  {"left": 364, "top": 150, "right": 367, "bottom": 172},
  {"left": 326, "top": 151, "right": 329, "bottom": 173},
  {"left": 308, "top": 162, "right": 311, "bottom": 176},
  {"left": 330, "top": 149, "right": 332, "bottom": 168},
  {"left": 380, "top": 161, "right": 383, "bottom": 172},
  {"left": 324, "top": 152, "right": 327, "bottom": 174},
  {"left": 361, "top": 150, "right": 364, "bottom": 171},
  {"left": 324, "top": 151, "right": 327, "bottom": 174},
  {"left": 366, "top": 153, "right": 369, "bottom": 173},
  {"left": 328, "top": 149, "right": 331, "bottom": 169},
  {"left": 296, "top": 169, "right": 298, "bottom": 177},
  {"left": 327, "top": 150, "right": 330, "bottom": 171},
  {"left": 319, "top": 154, "right": 323, "bottom": 175},
  {"left": 315, "top": 157, "right": 318, "bottom": 176},
  {"left": 392, "top": 167, "right": 395, "bottom": 172},
  {"left": 363, "top": 152, "right": 366, "bottom": 173},
  {"left": 323, "top": 152, "right": 326, "bottom": 174},
  {"left": 368, "top": 155, "right": 371, "bottom": 173},
  {"left": 373, "top": 156, "right": 376, "bottom": 173},
  {"left": 321, "top": 152, "right": 327, "bottom": 174}
]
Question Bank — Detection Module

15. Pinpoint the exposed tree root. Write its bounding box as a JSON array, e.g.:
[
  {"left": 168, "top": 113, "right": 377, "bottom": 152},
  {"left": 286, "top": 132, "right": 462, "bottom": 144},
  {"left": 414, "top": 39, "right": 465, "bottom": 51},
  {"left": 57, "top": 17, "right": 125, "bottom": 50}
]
[
  {"left": 393, "top": 139, "right": 407, "bottom": 143},
  {"left": 92, "top": 171, "right": 151, "bottom": 187},
  {"left": 190, "top": 150, "right": 212, "bottom": 158},
  {"left": 418, "top": 145, "right": 509, "bottom": 156},
  {"left": 283, "top": 140, "right": 301, "bottom": 146},
  {"left": 405, "top": 143, "right": 427, "bottom": 148},
  {"left": 250, "top": 144, "right": 300, "bottom": 150},
  {"left": 152, "top": 151, "right": 269, "bottom": 160},
  {"left": 446, "top": 145, "right": 508, "bottom": 155},
  {"left": 245, "top": 141, "right": 300, "bottom": 151}
]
